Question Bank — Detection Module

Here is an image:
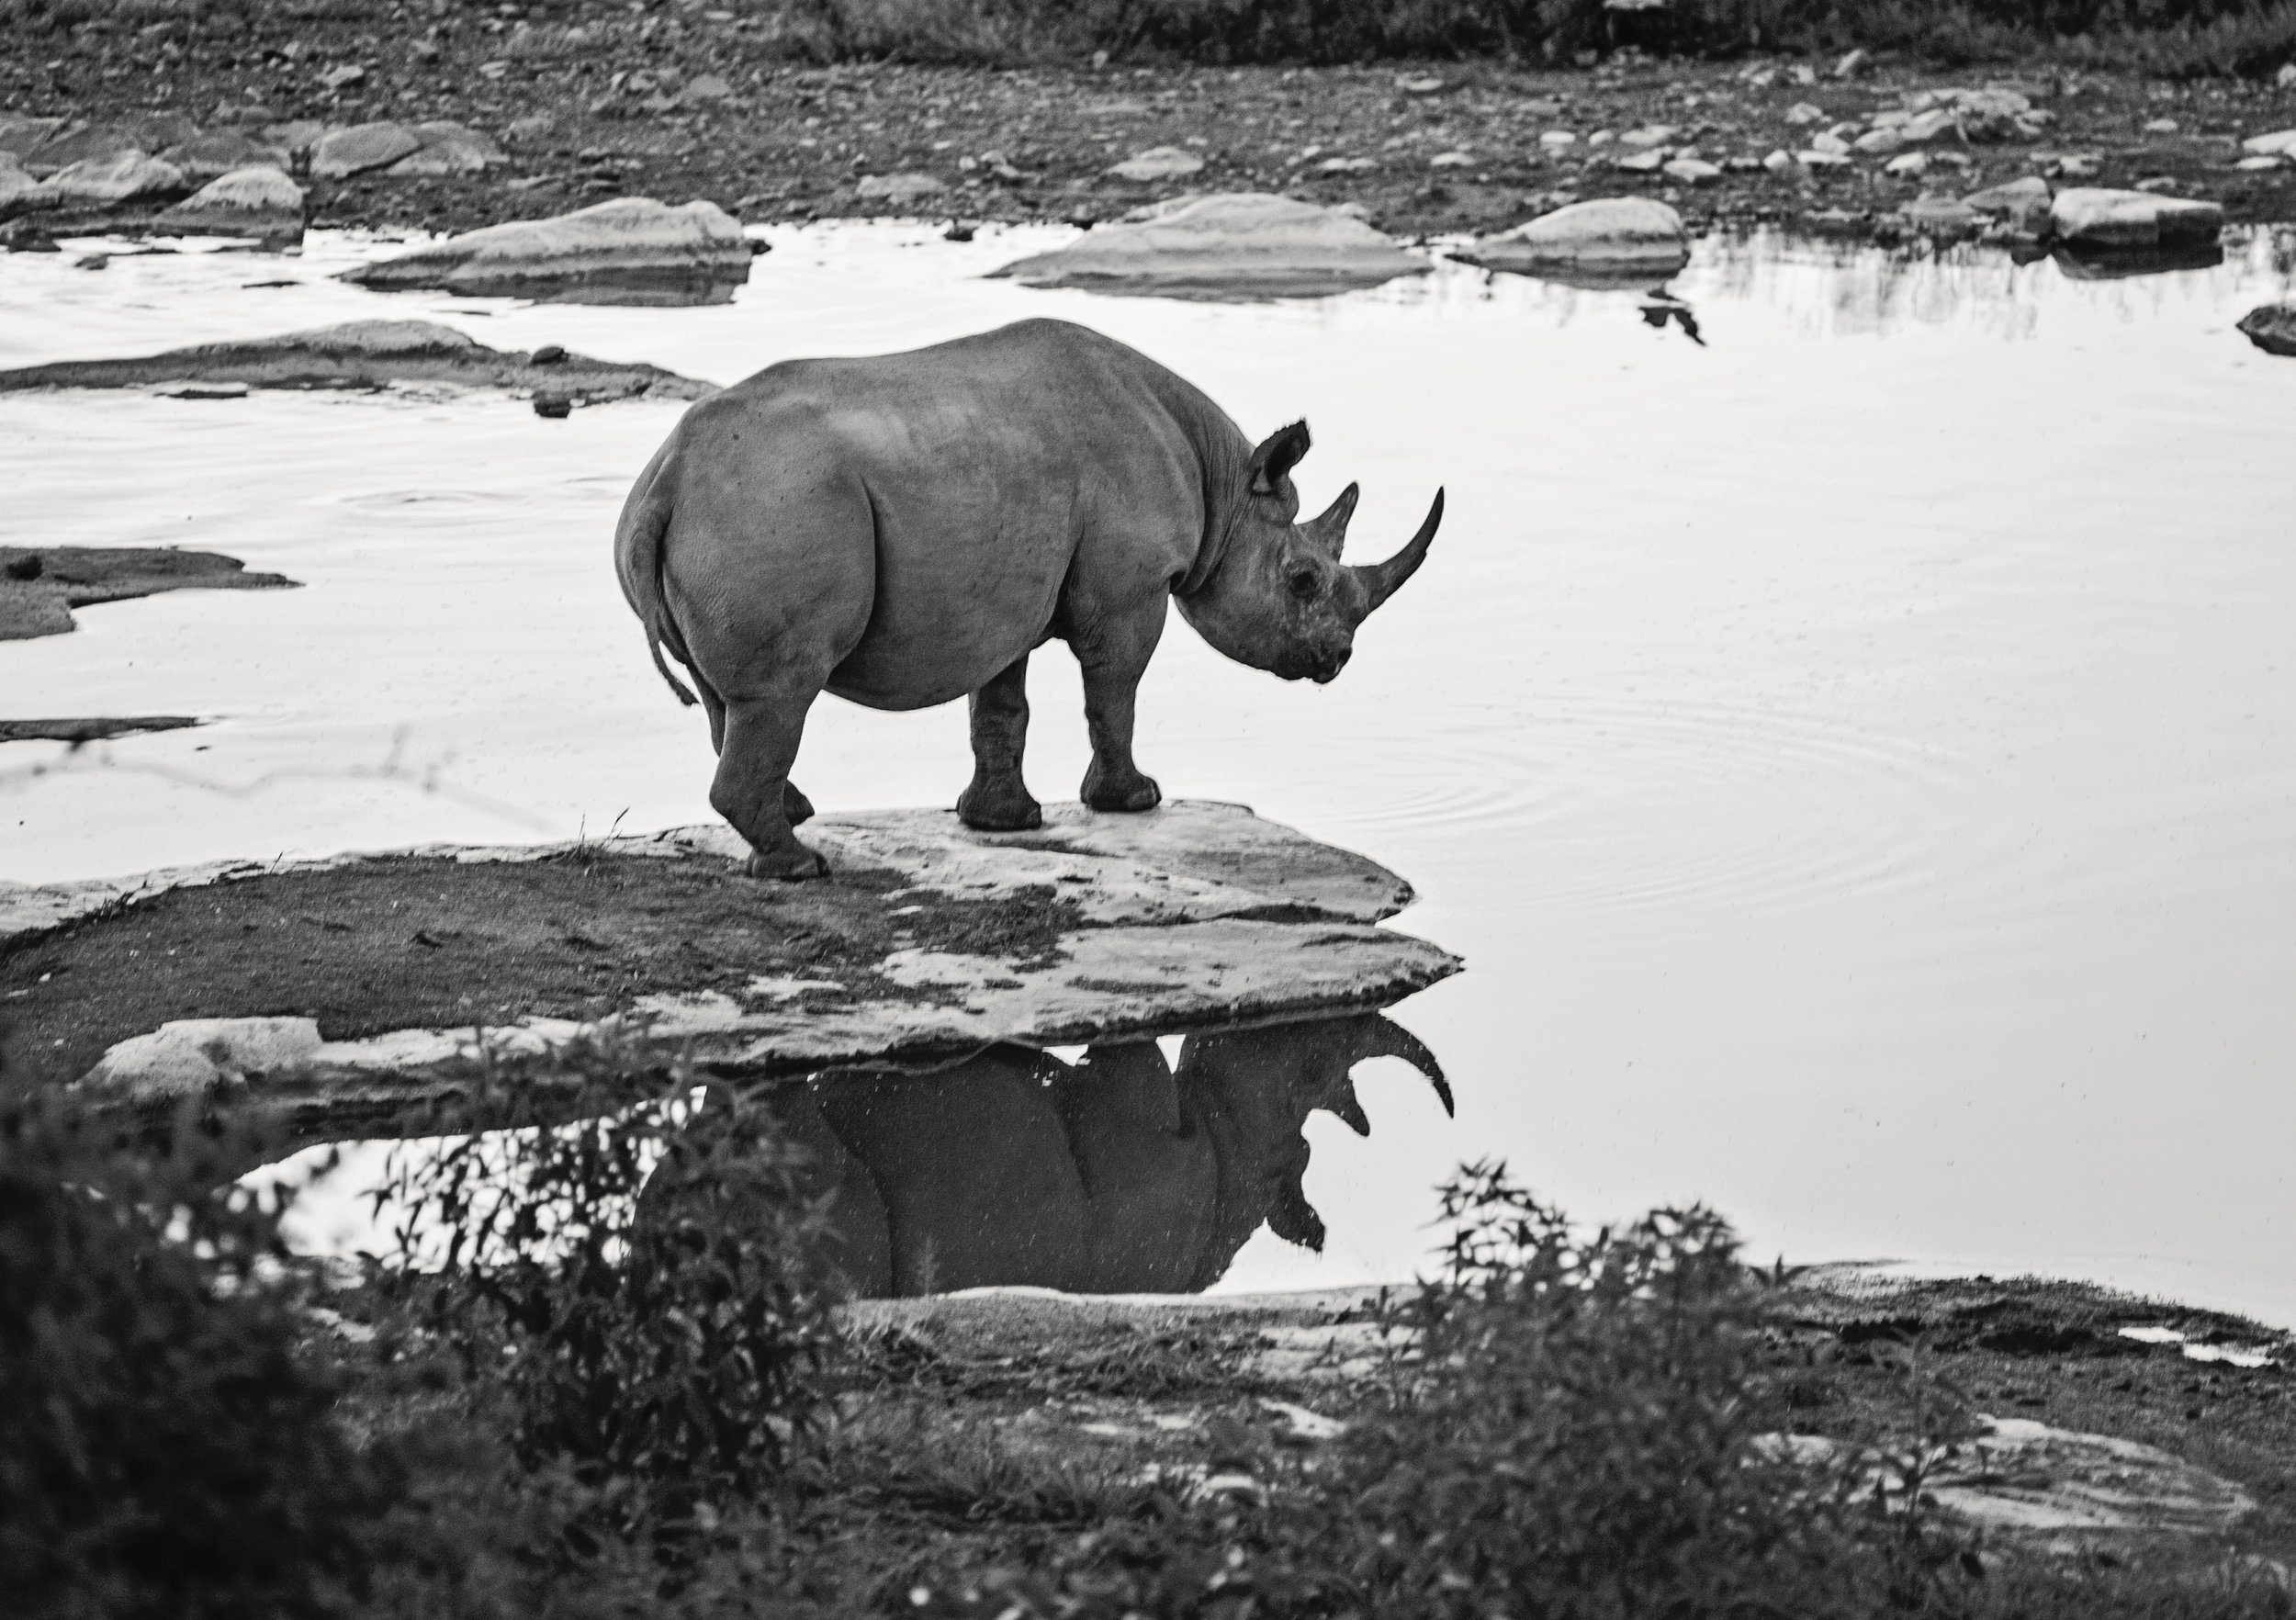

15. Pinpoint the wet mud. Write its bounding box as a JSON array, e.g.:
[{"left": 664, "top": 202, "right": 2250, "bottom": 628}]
[{"left": 0, "top": 545, "right": 297, "bottom": 641}]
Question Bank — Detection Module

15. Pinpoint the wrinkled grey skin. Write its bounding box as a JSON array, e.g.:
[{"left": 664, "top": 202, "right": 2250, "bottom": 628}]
[
  {"left": 614, "top": 317, "right": 1443, "bottom": 878},
  {"left": 761, "top": 1014, "right": 1447, "bottom": 1297}
]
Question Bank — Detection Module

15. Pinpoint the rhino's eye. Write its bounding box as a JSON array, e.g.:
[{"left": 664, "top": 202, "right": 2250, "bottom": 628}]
[{"left": 1287, "top": 568, "right": 1319, "bottom": 601}]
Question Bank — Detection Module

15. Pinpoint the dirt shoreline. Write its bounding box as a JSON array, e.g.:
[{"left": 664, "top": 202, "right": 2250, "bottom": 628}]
[{"left": 6, "top": 11, "right": 2294, "bottom": 250}]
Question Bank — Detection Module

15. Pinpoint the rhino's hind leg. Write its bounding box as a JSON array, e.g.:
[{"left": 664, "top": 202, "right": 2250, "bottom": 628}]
[
  {"left": 957, "top": 653, "right": 1042, "bottom": 832},
  {"left": 714, "top": 694, "right": 829, "bottom": 880}
]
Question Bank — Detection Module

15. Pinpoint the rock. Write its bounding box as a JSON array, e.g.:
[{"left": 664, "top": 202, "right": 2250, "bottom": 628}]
[
  {"left": 2143, "top": 117, "right": 2179, "bottom": 134},
  {"left": 1796, "top": 150, "right": 1851, "bottom": 170},
  {"left": 0, "top": 546, "right": 295, "bottom": 643},
  {"left": 1885, "top": 152, "right": 1930, "bottom": 176},
  {"left": 1810, "top": 131, "right": 1851, "bottom": 155},
  {"left": 1429, "top": 151, "right": 1472, "bottom": 168},
  {"left": 0, "top": 320, "right": 716, "bottom": 403},
  {"left": 504, "top": 113, "right": 557, "bottom": 148},
  {"left": 22, "top": 116, "right": 195, "bottom": 176},
  {"left": 1835, "top": 48, "right": 1871, "bottom": 78},
  {"left": 1898, "top": 107, "right": 1962, "bottom": 145},
  {"left": 18, "top": 152, "right": 188, "bottom": 213},
  {"left": 991, "top": 193, "right": 1426, "bottom": 300},
  {"left": 0, "top": 153, "right": 34, "bottom": 210},
  {"left": 386, "top": 121, "right": 508, "bottom": 176},
  {"left": 1396, "top": 74, "right": 1446, "bottom": 95},
  {"left": 1108, "top": 145, "right": 1204, "bottom": 182},
  {"left": 310, "top": 121, "right": 423, "bottom": 179},
  {"left": 6, "top": 802, "right": 1460, "bottom": 1132},
  {"left": 1762, "top": 148, "right": 1795, "bottom": 174},
  {"left": 1663, "top": 158, "right": 1722, "bottom": 185},
  {"left": 1964, "top": 174, "right": 2052, "bottom": 232},
  {"left": 1853, "top": 128, "right": 1905, "bottom": 155},
  {"left": 320, "top": 63, "right": 366, "bottom": 91},
  {"left": 2280, "top": 62, "right": 2296, "bottom": 87},
  {"left": 1456, "top": 197, "right": 1688, "bottom": 284},
  {"left": 855, "top": 171, "right": 946, "bottom": 205},
  {"left": 1785, "top": 102, "right": 1824, "bottom": 127},
  {"left": 1901, "top": 194, "right": 1984, "bottom": 235},
  {"left": 2048, "top": 186, "right": 2223, "bottom": 250},
  {"left": 2243, "top": 129, "right": 2296, "bottom": 159},
  {"left": 1538, "top": 129, "right": 1578, "bottom": 148},
  {"left": 153, "top": 165, "right": 306, "bottom": 247},
  {"left": 150, "top": 379, "right": 252, "bottom": 399},
  {"left": 337, "top": 197, "right": 752, "bottom": 306},
  {"left": 163, "top": 129, "right": 291, "bottom": 185},
  {"left": 2237, "top": 155, "right": 2289, "bottom": 172},
  {"left": 0, "top": 115, "right": 67, "bottom": 160},
  {"left": 1618, "top": 124, "right": 1678, "bottom": 148},
  {"left": 1616, "top": 149, "right": 1667, "bottom": 173},
  {"left": 681, "top": 73, "right": 735, "bottom": 104},
  {"left": 1316, "top": 156, "right": 1376, "bottom": 174},
  {"left": 263, "top": 120, "right": 329, "bottom": 163},
  {"left": 2236, "top": 305, "right": 2296, "bottom": 357}
]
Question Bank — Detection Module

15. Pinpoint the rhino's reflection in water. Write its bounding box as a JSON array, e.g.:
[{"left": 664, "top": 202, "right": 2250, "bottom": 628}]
[{"left": 763, "top": 1014, "right": 1446, "bottom": 1298}]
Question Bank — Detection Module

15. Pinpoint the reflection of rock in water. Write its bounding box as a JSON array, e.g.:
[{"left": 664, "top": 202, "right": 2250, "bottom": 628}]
[
  {"left": 760, "top": 1013, "right": 1446, "bottom": 1297},
  {"left": 1638, "top": 291, "right": 1705, "bottom": 346}
]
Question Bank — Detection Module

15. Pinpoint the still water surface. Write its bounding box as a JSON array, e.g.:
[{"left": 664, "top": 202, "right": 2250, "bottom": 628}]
[{"left": 4, "top": 222, "right": 2293, "bottom": 1317}]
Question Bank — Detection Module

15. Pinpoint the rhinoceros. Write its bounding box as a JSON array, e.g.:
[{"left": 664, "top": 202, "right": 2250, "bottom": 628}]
[
  {"left": 614, "top": 317, "right": 1442, "bottom": 878},
  {"left": 735, "top": 1014, "right": 1447, "bottom": 1296}
]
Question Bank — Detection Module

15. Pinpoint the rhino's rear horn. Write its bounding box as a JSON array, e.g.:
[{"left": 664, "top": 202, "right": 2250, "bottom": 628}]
[{"left": 1352, "top": 488, "right": 1444, "bottom": 613}]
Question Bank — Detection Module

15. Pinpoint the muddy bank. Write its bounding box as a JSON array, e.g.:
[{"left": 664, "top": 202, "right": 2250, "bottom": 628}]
[
  {"left": 0, "top": 803, "right": 1460, "bottom": 1135},
  {"left": 2, "top": 4, "right": 2290, "bottom": 251},
  {"left": 0, "top": 545, "right": 296, "bottom": 641},
  {"left": 0, "top": 319, "right": 718, "bottom": 404}
]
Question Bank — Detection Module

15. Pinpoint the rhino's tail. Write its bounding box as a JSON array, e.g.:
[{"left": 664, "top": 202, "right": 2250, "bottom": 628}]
[{"left": 613, "top": 445, "right": 699, "bottom": 709}]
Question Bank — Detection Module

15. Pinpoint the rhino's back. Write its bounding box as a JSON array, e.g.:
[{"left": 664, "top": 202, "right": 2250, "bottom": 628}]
[{"left": 670, "top": 321, "right": 1224, "bottom": 710}]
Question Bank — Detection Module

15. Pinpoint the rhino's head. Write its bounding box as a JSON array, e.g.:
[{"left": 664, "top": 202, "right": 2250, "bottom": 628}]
[{"left": 1179, "top": 420, "right": 1444, "bottom": 684}]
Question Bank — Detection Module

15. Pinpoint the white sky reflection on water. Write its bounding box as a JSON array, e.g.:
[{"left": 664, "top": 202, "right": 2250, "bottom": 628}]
[{"left": 5, "top": 221, "right": 2294, "bottom": 1320}]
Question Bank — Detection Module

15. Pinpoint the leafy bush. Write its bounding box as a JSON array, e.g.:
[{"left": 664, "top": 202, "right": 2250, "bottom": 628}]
[
  {"left": 0, "top": 1100, "right": 396, "bottom": 1620},
  {"left": 374, "top": 1040, "right": 846, "bottom": 1538}
]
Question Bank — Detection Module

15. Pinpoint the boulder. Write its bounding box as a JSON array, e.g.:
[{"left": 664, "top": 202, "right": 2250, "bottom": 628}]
[
  {"left": 1454, "top": 197, "right": 1688, "bottom": 284},
  {"left": 855, "top": 171, "right": 946, "bottom": 204},
  {"left": 5, "top": 802, "right": 1460, "bottom": 1139},
  {"left": 153, "top": 165, "right": 306, "bottom": 247},
  {"left": 19, "top": 152, "right": 188, "bottom": 212},
  {"left": 310, "top": 121, "right": 423, "bottom": 179},
  {"left": 164, "top": 129, "right": 291, "bottom": 184},
  {"left": 0, "top": 319, "right": 718, "bottom": 403},
  {"left": 0, "top": 115, "right": 65, "bottom": 161},
  {"left": 336, "top": 197, "right": 752, "bottom": 306},
  {"left": 1108, "top": 145, "right": 1205, "bottom": 182},
  {"left": 2236, "top": 305, "right": 2296, "bottom": 358},
  {"left": 386, "top": 120, "right": 508, "bottom": 176},
  {"left": 681, "top": 73, "right": 735, "bottom": 104},
  {"left": 2048, "top": 186, "right": 2223, "bottom": 250},
  {"left": 2242, "top": 129, "right": 2296, "bottom": 161},
  {"left": 1964, "top": 174, "right": 2052, "bottom": 232},
  {"left": 991, "top": 193, "right": 1426, "bottom": 300},
  {"left": 23, "top": 116, "right": 195, "bottom": 176}
]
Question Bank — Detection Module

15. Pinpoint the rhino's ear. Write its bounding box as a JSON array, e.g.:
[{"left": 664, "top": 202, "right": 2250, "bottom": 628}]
[{"left": 1247, "top": 420, "right": 1311, "bottom": 497}]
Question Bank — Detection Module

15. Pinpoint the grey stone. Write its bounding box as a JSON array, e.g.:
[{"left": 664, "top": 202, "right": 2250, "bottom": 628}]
[
  {"left": 262, "top": 120, "right": 330, "bottom": 161},
  {"left": 681, "top": 73, "right": 735, "bottom": 104},
  {"left": 163, "top": 129, "right": 292, "bottom": 185},
  {"left": 24, "top": 115, "right": 196, "bottom": 176},
  {"left": 993, "top": 193, "right": 1425, "bottom": 299},
  {"left": 337, "top": 197, "right": 753, "bottom": 306},
  {"left": 2236, "top": 305, "right": 2296, "bottom": 358},
  {"left": 1458, "top": 197, "right": 1688, "bottom": 283},
  {"left": 2243, "top": 129, "right": 2296, "bottom": 160},
  {"left": 20, "top": 152, "right": 187, "bottom": 211},
  {"left": 855, "top": 171, "right": 947, "bottom": 204},
  {"left": 1108, "top": 145, "right": 1205, "bottom": 182},
  {"left": 0, "top": 116, "right": 66, "bottom": 161},
  {"left": 310, "top": 121, "right": 423, "bottom": 179},
  {"left": 1900, "top": 194, "right": 1984, "bottom": 235},
  {"left": 1963, "top": 174, "right": 2052, "bottom": 231},
  {"left": 153, "top": 165, "right": 306, "bottom": 247},
  {"left": 0, "top": 153, "right": 34, "bottom": 210},
  {"left": 1663, "top": 158, "right": 1722, "bottom": 185},
  {"left": 2049, "top": 186, "right": 2223, "bottom": 250},
  {"left": 386, "top": 121, "right": 508, "bottom": 176}
]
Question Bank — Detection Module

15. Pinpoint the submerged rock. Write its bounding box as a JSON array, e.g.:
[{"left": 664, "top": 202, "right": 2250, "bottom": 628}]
[
  {"left": 0, "top": 546, "right": 296, "bottom": 642},
  {"left": 5, "top": 802, "right": 1461, "bottom": 1138},
  {"left": 992, "top": 193, "right": 1426, "bottom": 299},
  {"left": 337, "top": 196, "right": 752, "bottom": 306},
  {"left": 2048, "top": 186, "right": 2223, "bottom": 251},
  {"left": 310, "top": 121, "right": 423, "bottom": 179},
  {"left": 1454, "top": 197, "right": 1688, "bottom": 285},
  {"left": 0, "top": 318, "right": 717, "bottom": 403},
  {"left": 153, "top": 165, "right": 305, "bottom": 247},
  {"left": 2237, "top": 305, "right": 2296, "bottom": 357}
]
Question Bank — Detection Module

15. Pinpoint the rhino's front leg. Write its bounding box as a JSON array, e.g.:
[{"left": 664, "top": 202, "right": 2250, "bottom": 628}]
[
  {"left": 1076, "top": 612, "right": 1163, "bottom": 815},
  {"left": 714, "top": 692, "right": 829, "bottom": 880},
  {"left": 957, "top": 652, "right": 1042, "bottom": 832}
]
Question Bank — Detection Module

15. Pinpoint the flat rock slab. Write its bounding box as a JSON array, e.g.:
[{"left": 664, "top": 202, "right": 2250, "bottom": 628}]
[
  {"left": 0, "top": 319, "right": 715, "bottom": 405},
  {"left": 337, "top": 196, "right": 753, "bottom": 306},
  {"left": 1454, "top": 197, "right": 1690, "bottom": 287},
  {"left": 0, "top": 716, "right": 201, "bottom": 746},
  {"left": 0, "top": 546, "right": 297, "bottom": 641},
  {"left": 991, "top": 193, "right": 1428, "bottom": 300},
  {"left": 1, "top": 802, "right": 1460, "bottom": 1137}
]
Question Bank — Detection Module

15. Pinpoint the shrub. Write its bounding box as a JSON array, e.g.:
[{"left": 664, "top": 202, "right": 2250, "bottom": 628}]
[
  {"left": 374, "top": 1038, "right": 846, "bottom": 1539},
  {"left": 0, "top": 1100, "right": 396, "bottom": 1620}
]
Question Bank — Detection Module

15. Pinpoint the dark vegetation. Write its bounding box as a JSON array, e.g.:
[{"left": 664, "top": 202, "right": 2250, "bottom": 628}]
[
  {"left": 2, "top": 0, "right": 2293, "bottom": 77},
  {"left": 4, "top": 1042, "right": 2294, "bottom": 1618}
]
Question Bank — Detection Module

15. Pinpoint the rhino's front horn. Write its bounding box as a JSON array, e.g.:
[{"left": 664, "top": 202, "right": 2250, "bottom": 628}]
[{"left": 1352, "top": 488, "right": 1445, "bottom": 613}]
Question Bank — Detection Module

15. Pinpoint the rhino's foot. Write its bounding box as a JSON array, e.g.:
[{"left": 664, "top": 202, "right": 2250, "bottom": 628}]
[
  {"left": 957, "top": 777, "right": 1043, "bottom": 833},
  {"left": 783, "top": 781, "right": 816, "bottom": 826},
  {"left": 1083, "top": 765, "right": 1162, "bottom": 815},
  {"left": 745, "top": 843, "right": 830, "bottom": 882}
]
